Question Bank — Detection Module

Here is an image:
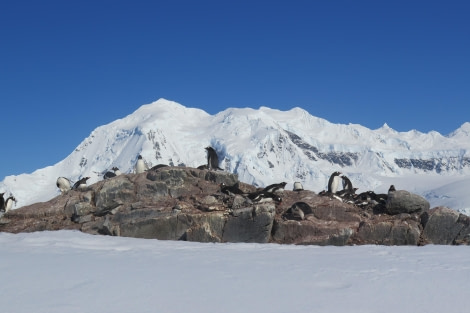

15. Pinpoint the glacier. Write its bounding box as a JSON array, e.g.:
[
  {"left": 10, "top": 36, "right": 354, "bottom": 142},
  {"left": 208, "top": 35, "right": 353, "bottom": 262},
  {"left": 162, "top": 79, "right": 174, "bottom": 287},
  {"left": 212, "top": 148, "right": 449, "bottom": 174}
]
[{"left": 1, "top": 98, "right": 469, "bottom": 214}]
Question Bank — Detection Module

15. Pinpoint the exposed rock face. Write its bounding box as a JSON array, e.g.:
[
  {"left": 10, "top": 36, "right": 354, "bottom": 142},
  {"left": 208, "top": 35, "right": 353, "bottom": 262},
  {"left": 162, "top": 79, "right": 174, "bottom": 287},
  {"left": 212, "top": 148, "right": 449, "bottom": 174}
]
[
  {"left": 0, "top": 167, "right": 468, "bottom": 246},
  {"left": 421, "top": 207, "right": 470, "bottom": 245}
]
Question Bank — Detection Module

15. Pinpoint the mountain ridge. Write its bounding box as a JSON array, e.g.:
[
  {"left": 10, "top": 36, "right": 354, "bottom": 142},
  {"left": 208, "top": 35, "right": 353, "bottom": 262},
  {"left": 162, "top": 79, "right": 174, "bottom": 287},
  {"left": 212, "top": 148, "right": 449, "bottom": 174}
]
[{"left": 1, "top": 98, "right": 469, "bottom": 212}]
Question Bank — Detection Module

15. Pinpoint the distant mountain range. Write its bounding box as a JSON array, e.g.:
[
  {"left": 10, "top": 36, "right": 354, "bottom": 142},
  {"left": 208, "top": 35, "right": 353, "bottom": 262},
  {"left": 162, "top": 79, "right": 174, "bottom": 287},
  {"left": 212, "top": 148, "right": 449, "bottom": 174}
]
[{"left": 1, "top": 98, "right": 469, "bottom": 213}]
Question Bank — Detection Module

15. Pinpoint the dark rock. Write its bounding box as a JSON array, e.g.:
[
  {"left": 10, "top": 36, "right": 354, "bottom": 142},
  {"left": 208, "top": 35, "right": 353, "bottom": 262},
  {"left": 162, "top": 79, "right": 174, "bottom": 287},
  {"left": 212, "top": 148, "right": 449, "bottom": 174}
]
[
  {"left": 354, "top": 220, "right": 421, "bottom": 245},
  {"left": 223, "top": 204, "right": 275, "bottom": 243},
  {"left": 386, "top": 190, "right": 430, "bottom": 215},
  {"left": 421, "top": 207, "right": 469, "bottom": 245}
]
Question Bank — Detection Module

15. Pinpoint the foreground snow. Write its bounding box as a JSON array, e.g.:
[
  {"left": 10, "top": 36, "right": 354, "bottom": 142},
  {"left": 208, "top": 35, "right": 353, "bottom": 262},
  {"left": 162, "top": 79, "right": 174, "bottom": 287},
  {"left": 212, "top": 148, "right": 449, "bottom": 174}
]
[{"left": 0, "top": 231, "right": 469, "bottom": 313}]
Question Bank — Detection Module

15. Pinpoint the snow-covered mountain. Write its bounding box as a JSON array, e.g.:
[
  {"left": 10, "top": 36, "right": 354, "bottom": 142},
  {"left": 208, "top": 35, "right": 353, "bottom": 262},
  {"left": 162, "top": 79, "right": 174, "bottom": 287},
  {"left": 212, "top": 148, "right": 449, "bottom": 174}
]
[{"left": 2, "top": 98, "right": 469, "bottom": 213}]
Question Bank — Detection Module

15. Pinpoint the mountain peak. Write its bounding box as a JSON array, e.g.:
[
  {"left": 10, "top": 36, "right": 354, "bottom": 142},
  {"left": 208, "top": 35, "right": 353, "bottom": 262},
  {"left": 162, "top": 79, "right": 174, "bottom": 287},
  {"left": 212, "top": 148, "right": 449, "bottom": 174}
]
[{"left": 1, "top": 99, "right": 469, "bottom": 212}]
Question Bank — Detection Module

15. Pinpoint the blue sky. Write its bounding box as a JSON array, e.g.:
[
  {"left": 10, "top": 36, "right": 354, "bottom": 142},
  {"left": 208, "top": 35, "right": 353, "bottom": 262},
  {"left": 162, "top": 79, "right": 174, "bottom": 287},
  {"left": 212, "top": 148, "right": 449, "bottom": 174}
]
[{"left": 1, "top": 0, "right": 469, "bottom": 179}]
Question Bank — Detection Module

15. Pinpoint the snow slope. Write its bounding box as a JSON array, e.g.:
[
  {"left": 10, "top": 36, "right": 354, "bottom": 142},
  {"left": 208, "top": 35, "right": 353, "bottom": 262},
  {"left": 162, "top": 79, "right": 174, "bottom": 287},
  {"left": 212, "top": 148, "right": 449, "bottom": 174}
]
[
  {"left": 1, "top": 98, "right": 469, "bottom": 212},
  {"left": 0, "top": 230, "right": 468, "bottom": 313}
]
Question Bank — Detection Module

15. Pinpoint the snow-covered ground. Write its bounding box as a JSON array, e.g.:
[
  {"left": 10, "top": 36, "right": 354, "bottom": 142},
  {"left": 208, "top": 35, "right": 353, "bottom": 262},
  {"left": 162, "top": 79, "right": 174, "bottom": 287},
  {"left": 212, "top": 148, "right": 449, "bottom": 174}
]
[{"left": 0, "top": 230, "right": 468, "bottom": 313}]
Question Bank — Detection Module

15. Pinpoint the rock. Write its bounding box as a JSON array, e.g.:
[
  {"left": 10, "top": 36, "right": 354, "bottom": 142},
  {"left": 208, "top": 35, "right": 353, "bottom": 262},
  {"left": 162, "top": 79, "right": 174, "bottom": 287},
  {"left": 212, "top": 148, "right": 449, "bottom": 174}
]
[
  {"left": 421, "top": 207, "right": 470, "bottom": 244},
  {"left": 272, "top": 219, "right": 354, "bottom": 246},
  {"left": 223, "top": 204, "right": 275, "bottom": 243},
  {"left": 0, "top": 166, "right": 466, "bottom": 246},
  {"left": 385, "top": 190, "right": 430, "bottom": 215},
  {"left": 354, "top": 220, "right": 421, "bottom": 245}
]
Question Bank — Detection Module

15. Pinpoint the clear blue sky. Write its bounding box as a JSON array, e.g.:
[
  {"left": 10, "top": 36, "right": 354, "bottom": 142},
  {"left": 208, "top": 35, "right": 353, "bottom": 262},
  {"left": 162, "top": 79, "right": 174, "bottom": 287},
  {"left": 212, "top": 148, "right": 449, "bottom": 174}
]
[{"left": 1, "top": 0, "right": 469, "bottom": 179}]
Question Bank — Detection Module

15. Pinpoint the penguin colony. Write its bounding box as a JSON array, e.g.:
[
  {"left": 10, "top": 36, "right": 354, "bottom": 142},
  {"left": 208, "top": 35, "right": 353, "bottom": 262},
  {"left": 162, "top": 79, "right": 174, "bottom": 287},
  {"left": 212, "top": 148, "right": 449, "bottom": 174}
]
[{"left": 1, "top": 146, "right": 395, "bottom": 214}]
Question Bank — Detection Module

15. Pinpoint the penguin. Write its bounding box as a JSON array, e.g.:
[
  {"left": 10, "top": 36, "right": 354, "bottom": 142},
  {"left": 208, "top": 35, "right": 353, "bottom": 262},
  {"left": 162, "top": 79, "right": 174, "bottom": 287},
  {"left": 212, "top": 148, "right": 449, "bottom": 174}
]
[
  {"left": 341, "top": 175, "right": 354, "bottom": 192},
  {"left": 3, "top": 196, "right": 16, "bottom": 213},
  {"left": 354, "top": 191, "right": 372, "bottom": 207},
  {"left": 205, "top": 146, "right": 223, "bottom": 171},
  {"left": 263, "top": 182, "right": 287, "bottom": 194},
  {"left": 149, "top": 164, "right": 169, "bottom": 171},
  {"left": 327, "top": 171, "right": 342, "bottom": 194},
  {"left": 103, "top": 167, "right": 122, "bottom": 179},
  {"left": 371, "top": 192, "right": 388, "bottom": 204},
  {"left": 0, "top": 192, "right": 5, "bottom": 212},
  {"left": 247, "top": 190, "right": 282, "bottom": 203},
  {"left": 388, "top": 185, "right": 396, "bottom": 193},
  {"left": 72, "top": 177, "right": 90, "bottom": 190},
  {"left": 293, "top": 182, "right": 304, "bottom": 191},
  {"left": 336, "top": 175, "right": 358, "bottom": 201},
  {"left": 284, "top": 205, "right": 305, "bottom": 220},
  {"left": 56, "top": 177, "right": 72, "bottom": 194},
  {"left": 282, "top": 202, "right": 313, "bottom": 220},
  {"left": 135, "top": 155, "right": 148, "bottom": 174},
  {"left": 220, "top": 182, "right": 245, "bottom": 196}
]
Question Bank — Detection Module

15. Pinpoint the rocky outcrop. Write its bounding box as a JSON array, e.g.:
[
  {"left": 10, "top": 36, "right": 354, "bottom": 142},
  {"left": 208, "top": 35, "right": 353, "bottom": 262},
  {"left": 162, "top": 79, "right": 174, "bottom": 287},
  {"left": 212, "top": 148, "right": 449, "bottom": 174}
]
[
  {"left": 0, "top": 167, "right": 468, "bottom": 245},
  {"left": 385, "top": 189, "right": 430, "bottom": 215}
]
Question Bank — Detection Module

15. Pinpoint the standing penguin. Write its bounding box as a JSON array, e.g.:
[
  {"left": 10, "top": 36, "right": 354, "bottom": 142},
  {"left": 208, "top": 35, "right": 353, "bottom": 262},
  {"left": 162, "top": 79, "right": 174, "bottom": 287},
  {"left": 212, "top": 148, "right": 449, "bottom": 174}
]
[
  {"left": 4, "top": 196, "right": 16, "bottom": 213},
  {"left": 327, "top": 171, "right": 342, "bottom": 193},
  {"left": 205, "top": 146, "right": 223, "bottom": 171},
  {"left": 135, "top": 155, "right": 148, "bottom": 174},
  {"left": 0, "top": 192, "right": 5, "bottom": 212}
]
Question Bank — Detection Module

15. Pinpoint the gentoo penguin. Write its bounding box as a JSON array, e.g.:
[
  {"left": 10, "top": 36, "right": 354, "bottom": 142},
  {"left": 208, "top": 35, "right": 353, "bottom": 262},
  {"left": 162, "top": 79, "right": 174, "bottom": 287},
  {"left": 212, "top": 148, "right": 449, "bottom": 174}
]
[
  {"left": 103, "top": 167, "right": 122, "bottom": 179},
  {"left": 4, "top": 196, "right": 16, "bottom": 213},
  {"left": 149, "top": 164, "right": 169, "bottom": 171},
  {"left": 388, "top": 185, "right": 396, "bottom": 193},
  {"left": 354, "top": 191, "right": 373, "bottom": 206},
  {"left": 205, "top": 146, "right": 223, "bottom": 171},
  {"left": 220, "top": 182, "right": 244, "bottom": 196},
  {"left": 56, "top": 177, "right": 72, "bottom": 194},
  {"left": 263, "top": 182, "right": 287, "bottom": 194},
  {"left": 247, "top": 190, "right": 282, "bottom": 203},
  {"left": 293, "top": 182, "right": 304, "bottom": 191},
  {"left": 341, "top": 175, "right": 354, "bottom": 192},
  {"left": 135, "top": 155, "right": 148, "bottom": 174},
  {"left": 0, "top": 192, "right": 5, "bottom": 212},
  {"left": 282, "top": 202, "right": 313, "bottom": 220},
  {"left": 72, "top": 177, "right": 90, "bottom": 190},
  {"left": 327, "top": 171, "right": 342, "bottom": 194},
  {"left": 336, "top": 175, "right": 358, "bottom": 200}
]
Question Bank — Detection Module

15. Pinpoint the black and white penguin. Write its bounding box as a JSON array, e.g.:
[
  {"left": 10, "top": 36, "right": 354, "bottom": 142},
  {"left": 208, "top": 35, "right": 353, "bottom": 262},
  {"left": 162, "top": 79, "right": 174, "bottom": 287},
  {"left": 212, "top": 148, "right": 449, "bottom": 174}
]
[
  {"left": 72, "top": 177, "right": 90, "bottom": 190},
  {"left": 135, "top": 155, "right": 148, "bottom": 174},
  {"left": 284, "top": 205, "right": 305, "bottom": 220},
  {"left": 205, "top": 146, "right": 223, "bottom": 171},
  {"left": 336, "top": 175, "right": 358, "bottom": 200},
  {"left": 220, "top": 182, "right": 245, "bottom": 196},
  {"left": 327, "top": 171, "right": 342, "bottom": 194},
  {"left": 4, "top": 196, "right": 16, "bottom": 213},
  {"left": 103, "top": 167, "right": 122, "bottom": 179},
  {"left": 293, "top": 182, "right": 304, "bottom": 191},
  {"left": 354, "top": 191, "right": 373, "bottom": 207},
  {"left": 341, "top": 175, "right": 354, "bottom": 192},
  {"left": 388, "top": 185, "right": 396, "bottom": 193},
  {"left": 56, "top": 177, "right": 72, "bottom": 194},
  {"left": 149, "top": 164, "right": 169, "bottom": 171},
  {"left": 262, "top": 182, "right": 287, "bottom": 194},
  {"left": 0, "top": 192, "right": 5, "bottom": 212},
  {"left": 371, "top": 192, "right": 388, "bottom": 204},
  {"left": 247, "top": 190, "right": 282, "bottom": 203},
  {"left": 282, "top": 202, "right": 313, "bottom": 221}
]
